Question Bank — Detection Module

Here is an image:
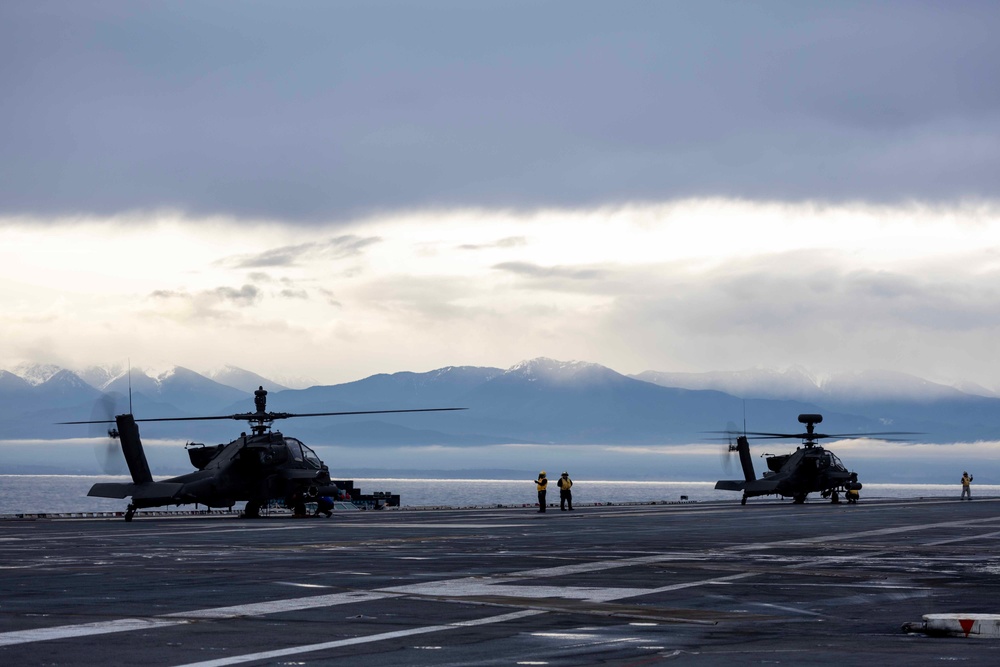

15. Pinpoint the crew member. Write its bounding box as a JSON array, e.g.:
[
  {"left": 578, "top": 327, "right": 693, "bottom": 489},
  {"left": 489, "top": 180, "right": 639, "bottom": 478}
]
[
  {"left": 961, "top": 471, "right": 973, "bottom": 500},
  {"left": 557, "top": 471, "right": 573, "bottom": 511},
  {"left": 534, "top": 471, "right": 548, "bottom": 512},
  {"left": 314, "top": 495, "right": 334, "bottom": 517},
  {"left": 845, "top": 472, "right": 861, "bottom": 504}
]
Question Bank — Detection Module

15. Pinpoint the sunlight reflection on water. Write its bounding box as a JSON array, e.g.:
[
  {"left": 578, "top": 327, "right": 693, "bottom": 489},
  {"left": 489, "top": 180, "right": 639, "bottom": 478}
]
[{"left": 1, "top": 475, "right": 995, "bottom": 514}]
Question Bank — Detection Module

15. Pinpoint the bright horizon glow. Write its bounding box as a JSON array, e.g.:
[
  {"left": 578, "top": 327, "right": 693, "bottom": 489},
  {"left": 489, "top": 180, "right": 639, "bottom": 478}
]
[{"left": 3, "top": 198, "right": 1000, "bottom": 388}]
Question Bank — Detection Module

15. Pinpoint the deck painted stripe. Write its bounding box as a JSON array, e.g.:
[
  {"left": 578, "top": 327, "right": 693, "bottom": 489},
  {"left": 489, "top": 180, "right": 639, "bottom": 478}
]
[
  {"left": 0, "top": 618, "right": 187, "bottom": 647},
  {"left": 0, "top": 592, "right": 401, "bottom": 647},
  {"left": 171, "top": 610, "right": 544, "bottom": 667},
  {"left": 163, "top": 591, "right": 399, "bottom": 619}
]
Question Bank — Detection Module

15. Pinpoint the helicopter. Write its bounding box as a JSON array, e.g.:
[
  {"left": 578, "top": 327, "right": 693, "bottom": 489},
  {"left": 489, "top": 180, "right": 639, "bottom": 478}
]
[
  {"left": 714, "top": 413, "right": 911, "bottom": 505},
  {"left": 60, "top": 386, "right": 464, "bottom": 521}
]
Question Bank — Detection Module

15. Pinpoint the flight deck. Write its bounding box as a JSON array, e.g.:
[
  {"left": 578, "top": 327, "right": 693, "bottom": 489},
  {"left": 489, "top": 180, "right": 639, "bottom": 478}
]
[{"left": 2, "top": 498, "right": 1000, "bottom": 666}]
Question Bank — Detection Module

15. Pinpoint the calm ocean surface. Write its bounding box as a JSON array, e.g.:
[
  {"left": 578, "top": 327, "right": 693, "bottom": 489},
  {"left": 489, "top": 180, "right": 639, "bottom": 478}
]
[{"left": 1, "top": 475, "right": 995, "bottom": 515}]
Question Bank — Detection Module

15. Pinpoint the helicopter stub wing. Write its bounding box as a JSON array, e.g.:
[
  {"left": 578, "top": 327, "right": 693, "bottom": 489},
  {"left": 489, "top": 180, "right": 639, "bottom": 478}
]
[
  {"left": 88, "top": 481, "right": 184, "bottom": 500},
  {"left": 277, "top": 469, "right": 330, "bottom": 481}
]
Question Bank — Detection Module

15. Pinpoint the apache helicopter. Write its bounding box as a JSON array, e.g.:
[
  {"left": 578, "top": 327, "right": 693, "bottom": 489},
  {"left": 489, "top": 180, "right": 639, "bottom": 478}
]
[
  {"left": 61, "top": 386, "right": 464, "bottom": 521},
  {"left": 714, "top": 413, "right": 910, "bottom": 505}
]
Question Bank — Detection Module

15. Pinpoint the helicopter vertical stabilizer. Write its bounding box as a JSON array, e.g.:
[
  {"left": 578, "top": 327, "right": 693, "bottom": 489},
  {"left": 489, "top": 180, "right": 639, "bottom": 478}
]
[
  {"left": 737, "top": 435, "right": 755, "bottom": 482},
  {"left": 116, "top": 414, "right": 153, "bottom": 485}
]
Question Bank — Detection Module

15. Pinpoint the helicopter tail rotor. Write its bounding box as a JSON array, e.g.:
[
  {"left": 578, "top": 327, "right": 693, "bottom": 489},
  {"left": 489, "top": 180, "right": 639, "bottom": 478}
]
[
  {"left": 91, "top": 394, "right": 126, "bottom": 475},
  {"left": 721, "top": 420, "right": 740, "bottom": 474}
]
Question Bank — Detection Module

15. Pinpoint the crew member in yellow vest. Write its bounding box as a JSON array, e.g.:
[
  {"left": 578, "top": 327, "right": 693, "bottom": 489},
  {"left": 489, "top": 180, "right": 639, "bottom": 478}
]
[
  {"left": 534, "top": 471, "right": 548, "bottom": 512},
  {"left": 558, "top": 471, "right": 573, "bottom": 511},
  {"left": 961, "top": 471, "right": 973, "bottom": 500}
]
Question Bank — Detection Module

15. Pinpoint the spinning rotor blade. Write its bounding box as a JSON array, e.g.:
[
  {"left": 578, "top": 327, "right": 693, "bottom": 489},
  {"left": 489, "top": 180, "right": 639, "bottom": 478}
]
[
  {"left": 721, "top": 420, "right": 740, "bottom": 473},
  {"left": 89, "top": 394, "right": 125, "bottom": 474}
]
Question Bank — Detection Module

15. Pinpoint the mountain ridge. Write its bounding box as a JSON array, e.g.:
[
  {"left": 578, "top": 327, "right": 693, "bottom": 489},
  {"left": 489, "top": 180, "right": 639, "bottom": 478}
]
[{"left": 1, "top": 359, "right": 998, "bottom": 446}]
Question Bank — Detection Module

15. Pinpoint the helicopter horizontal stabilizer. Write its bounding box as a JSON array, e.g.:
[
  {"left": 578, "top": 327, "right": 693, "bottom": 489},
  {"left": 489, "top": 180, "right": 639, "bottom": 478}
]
[
  {"left": 88, "top": 481, "right": 184, "bottom": 500},
  {"left": 88, "top": 482, "right": 132, "bottom": 499},
  {"left": 715, "top": 480, "right": 746, "bottom": 491}
]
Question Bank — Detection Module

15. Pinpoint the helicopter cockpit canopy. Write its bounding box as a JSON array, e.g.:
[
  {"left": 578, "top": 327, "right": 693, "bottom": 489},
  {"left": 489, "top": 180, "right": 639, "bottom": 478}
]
[{"left": 285, "top": 437, "right": 323, "bottom": 469}]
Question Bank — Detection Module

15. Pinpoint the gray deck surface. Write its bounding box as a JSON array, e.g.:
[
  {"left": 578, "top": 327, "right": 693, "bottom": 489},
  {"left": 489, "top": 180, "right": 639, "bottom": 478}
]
[{"left": 3, "top": 497, "right": 1000, "bottom": 666}]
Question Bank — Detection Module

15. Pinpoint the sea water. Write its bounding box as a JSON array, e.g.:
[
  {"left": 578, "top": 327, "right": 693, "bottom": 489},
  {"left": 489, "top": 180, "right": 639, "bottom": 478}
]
[{"left": 0, "top": 475, "right": 994, "bottom": 515}]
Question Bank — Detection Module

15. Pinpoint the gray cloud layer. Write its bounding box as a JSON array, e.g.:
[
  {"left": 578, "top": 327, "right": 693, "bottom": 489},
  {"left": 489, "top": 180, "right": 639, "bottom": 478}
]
[
  {"left": 219, "top": 235, "right": 381, "bottom": 268},
  {"left": 3, "top": 1, "right": 998, "bottom": 222}
]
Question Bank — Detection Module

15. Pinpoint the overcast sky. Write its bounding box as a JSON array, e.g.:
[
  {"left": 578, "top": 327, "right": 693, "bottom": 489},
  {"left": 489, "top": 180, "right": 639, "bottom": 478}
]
[{"left": 2, "top": 1, "right": 1000, "bottom": 388}]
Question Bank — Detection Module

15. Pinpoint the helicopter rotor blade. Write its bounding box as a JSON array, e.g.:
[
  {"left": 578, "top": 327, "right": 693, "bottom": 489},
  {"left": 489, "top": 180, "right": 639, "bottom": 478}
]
[
  {"left": 819, "top": 431, "right": 922, "bottom": 438},
  {"left": 59, "top": 407, "right": 468, "bottom": 425}
]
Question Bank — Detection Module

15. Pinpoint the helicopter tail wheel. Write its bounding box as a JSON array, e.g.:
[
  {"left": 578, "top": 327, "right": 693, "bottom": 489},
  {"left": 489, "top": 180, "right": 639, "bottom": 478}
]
[
  {"left": 741, "top": 495, "right": 748, "bottom": 506},
  {"left": 125, "top": 504, "right": 136, "bottom": 522}
]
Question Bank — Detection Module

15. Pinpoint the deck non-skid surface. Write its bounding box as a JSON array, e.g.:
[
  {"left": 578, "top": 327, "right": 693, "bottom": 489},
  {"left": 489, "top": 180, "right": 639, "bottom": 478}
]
[{"left": 2, "top": 498, "right": 1000, "bottom": 665}]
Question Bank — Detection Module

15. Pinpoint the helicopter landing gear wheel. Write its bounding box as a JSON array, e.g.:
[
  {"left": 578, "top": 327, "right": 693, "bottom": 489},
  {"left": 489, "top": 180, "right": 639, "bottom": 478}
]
[
  {"left": 792, "top": 495, "right": 806, "bottom": 504},
  {"left": 243, "top": 501, "right": 261, "bottom": 519},
  {"left": 125, "top": 504, "right": 136, "bottom": 522},
  {"left": 830, "top": 491, "right": 840, "bottom": 504},
  {"left": 741, "top": 495, "right": 748, "bottom": 506}
]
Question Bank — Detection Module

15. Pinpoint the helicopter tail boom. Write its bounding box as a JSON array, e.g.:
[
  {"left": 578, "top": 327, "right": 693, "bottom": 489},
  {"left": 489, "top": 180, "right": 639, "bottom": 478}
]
[
  {"left": 736, "top": 435, "right": 755, "bottom": 482},
  {"left": 714, "top": 435, "right": 758, "bottom": 492},
  {"left": 116, "top": 414, "right": 153, "bottom": 485}
]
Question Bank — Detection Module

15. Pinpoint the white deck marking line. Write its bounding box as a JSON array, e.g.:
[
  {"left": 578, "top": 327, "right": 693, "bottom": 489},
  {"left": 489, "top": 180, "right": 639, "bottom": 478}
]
[
  {"left": 925, "top": 529, "right": 1000, "bottom": 547},
  {"left": 0, "top": 592, "right": 401, "bottom": 647},
  {"left": 0, "top": 618, "right": 187, "bottom": 648},
  {"left": 384, "top": 581, "right": 653, "bottom": 602},
  {"left": 163, "top": 591, "right": 400, "bottom": 619},
  {"left": 171, "top": 609, "right": 544, "bottom": 667},
  {"left": 756, "top": 603, "right": 826, "bottom": 617}
]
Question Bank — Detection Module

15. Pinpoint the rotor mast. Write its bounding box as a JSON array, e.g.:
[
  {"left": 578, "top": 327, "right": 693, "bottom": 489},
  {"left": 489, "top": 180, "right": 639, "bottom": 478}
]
[
  {"left": 247, "top": 386, "right": 277, "bottom": 435},
  {"left": 799, "top": 413, "right": 822, "bottom": 447}
]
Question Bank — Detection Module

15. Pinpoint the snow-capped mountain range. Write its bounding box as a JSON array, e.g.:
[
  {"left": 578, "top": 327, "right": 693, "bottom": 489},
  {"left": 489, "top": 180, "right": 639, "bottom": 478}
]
[{"left": 2, "top": 358, "right": 1000, "bottom": 453}]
